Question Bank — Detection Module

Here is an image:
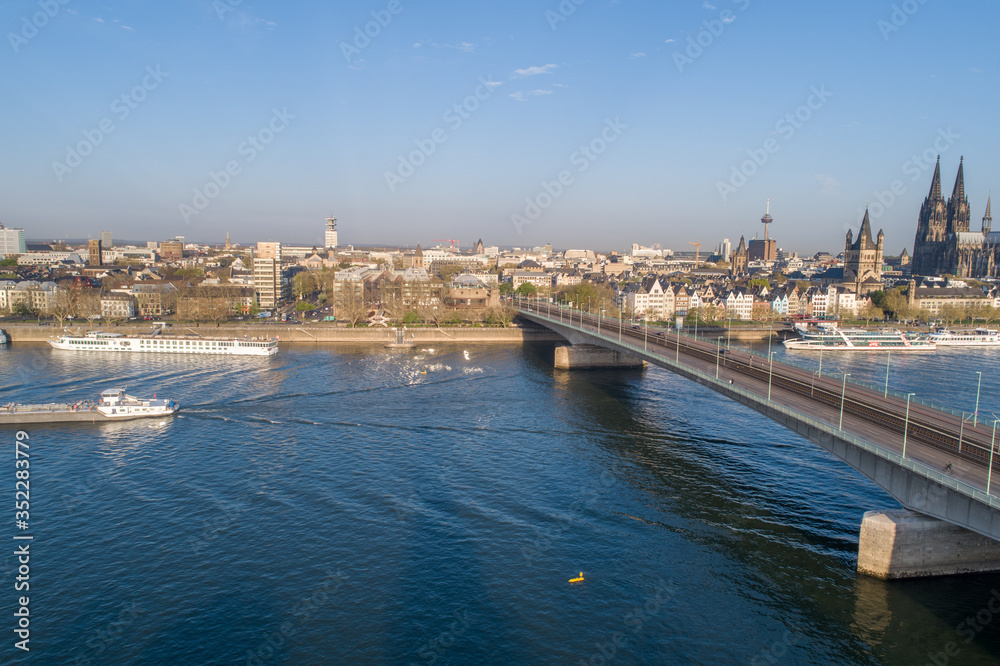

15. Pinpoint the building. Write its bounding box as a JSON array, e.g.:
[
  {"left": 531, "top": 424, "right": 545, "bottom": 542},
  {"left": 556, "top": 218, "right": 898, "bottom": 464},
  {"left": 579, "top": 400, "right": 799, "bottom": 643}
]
[
  {"left": 88, "top": 240, "right": 103, "bottom": 266},
  {"left": 748, "top": 201, "right": 777, "bottom": 262},
  {"left": 100, "top": 231, "right": 113, "bottom": 248},
  {"left": 842, "top": 209, "right": 884, "bottom": 295},
  {"left": 718, "top": 238, "right": 732, "bottom": 261},
  {"left": 256, "top": 241, "right": 282, "bottom": 261},
  {"left": 0, "top": 223, "right": 26, "bottom": 259},
  {"left": 730, "top": 236, "right": 748, "bottom": 277},
  {"left": 160, "top": 240, "right": 184, "bottom": 261},
  {"left": 17, "top": 251, "right": 85, "bottom": 266},
  {"left": 325, "top": 216, "right": 338, "bottom": 249},
  {"left": 132, "top": 283, "right": 179, "bottom": 316},
  {"left": 253, "top": 258, "right": 282, "bottom": 309},
  {"left": 101, "top": 293, "right": 136, "bottom": 319},
  {"left": 3, "top": 281, "right": 59, "bottom": 313},
  {"left": 910, "top": 157, "right": 999, "bottom": 278}
]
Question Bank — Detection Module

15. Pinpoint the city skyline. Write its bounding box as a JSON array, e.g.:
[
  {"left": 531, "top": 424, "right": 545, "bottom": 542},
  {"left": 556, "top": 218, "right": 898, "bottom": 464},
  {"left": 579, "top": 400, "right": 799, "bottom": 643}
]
[{"left": 3, "top": 1, "right": 998, "bottom": 253}]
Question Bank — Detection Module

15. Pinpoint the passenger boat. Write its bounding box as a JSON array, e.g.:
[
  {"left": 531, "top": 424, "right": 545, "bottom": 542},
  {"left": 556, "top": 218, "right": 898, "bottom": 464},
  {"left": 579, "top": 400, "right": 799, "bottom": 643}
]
[
  {"left": 926, "top": 328, "right": 1000, "bottom": 347},
  {"left": 0, "top": 329, "right": 8, "bottom": 345},
  {"left": 49, "top": 330, "right": 278, "bottom": 356},
  {"left": 783, "top": 324, "right": 935, "bottom": 352},
  {"left": 0, "top": 388, "right": 179, "bottom": 425}
]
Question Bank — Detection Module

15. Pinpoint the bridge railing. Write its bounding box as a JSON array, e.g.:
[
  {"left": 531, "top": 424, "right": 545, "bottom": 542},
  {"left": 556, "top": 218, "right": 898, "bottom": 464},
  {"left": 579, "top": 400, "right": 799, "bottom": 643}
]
[
  {"left": 515, "top": 300, "right": 1000, "bottom": 508},
  {"left": 514, "top": 298, "right": 976, "bottom": 421}
]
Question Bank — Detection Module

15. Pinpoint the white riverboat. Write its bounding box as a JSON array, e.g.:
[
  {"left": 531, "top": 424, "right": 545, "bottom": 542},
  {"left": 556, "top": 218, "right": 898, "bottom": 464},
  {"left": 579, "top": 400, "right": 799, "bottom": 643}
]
[
  {"left": 0, "top": 388, "right": 179, "bottom": 425},
  {"left": 926, "top": 328, "right": 1000, "bottom": 347},
  {"left": 783, "top": 324, "right": 936, "bottom": 352},
  {"left": 49, "top": 330, "right": 278, "bottom": 356},
  {"left": 0, "top": 329, "right": 8, "bottom": 345}
]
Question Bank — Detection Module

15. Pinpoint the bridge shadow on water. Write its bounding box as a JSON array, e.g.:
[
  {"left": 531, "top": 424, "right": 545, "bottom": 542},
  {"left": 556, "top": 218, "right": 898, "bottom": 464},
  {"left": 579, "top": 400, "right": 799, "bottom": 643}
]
[{"left": 522, "top": 341, "right": 1000, "bottom": 665}]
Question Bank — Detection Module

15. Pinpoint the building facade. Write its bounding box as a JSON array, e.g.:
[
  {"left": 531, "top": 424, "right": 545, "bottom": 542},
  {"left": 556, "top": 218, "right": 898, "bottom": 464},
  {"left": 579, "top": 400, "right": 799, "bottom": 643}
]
[
  {"left": 911, "top": 157, "right": 998, "bottom": 278},
  {"left": 0, "top": 224, "right": 26, "bottom": 259},
  {"left": 842, "top": 209, "right": 884, "bottom": 295}
]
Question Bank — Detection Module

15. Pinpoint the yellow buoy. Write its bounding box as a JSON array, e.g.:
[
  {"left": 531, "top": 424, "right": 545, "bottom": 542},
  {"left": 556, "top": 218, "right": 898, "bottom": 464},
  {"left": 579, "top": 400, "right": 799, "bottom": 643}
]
[{"left": 569, "top": 572, "right": 584, "bottom": 583}]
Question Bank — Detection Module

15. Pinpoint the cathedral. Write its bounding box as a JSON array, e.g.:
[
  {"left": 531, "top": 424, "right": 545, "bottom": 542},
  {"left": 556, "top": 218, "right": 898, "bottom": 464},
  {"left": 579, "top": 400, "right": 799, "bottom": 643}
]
[{"left": 911, "top": 157, "right": 996, "bottom": 277}]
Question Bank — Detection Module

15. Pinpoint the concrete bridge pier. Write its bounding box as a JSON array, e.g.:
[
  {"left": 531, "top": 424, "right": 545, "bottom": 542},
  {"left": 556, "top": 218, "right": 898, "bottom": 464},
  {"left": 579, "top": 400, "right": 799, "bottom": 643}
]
[
  {"left": 553, "top": 345, "right": 646, "bottom": 370},
  {"left": 858, "top": 509, "right": 1000, "bottom": 580}
]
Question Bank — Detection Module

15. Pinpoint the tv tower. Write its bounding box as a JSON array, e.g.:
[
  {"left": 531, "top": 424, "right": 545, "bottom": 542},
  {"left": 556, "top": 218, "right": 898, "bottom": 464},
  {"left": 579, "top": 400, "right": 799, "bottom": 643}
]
[{"left": 761, "top": 198, "right": 773, "bottom": 241}]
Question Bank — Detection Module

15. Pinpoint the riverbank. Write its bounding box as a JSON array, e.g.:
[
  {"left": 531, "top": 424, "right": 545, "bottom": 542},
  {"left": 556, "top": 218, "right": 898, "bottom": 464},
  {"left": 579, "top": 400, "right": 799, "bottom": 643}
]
[{"left": 1, "top": 323, "right": 564, "bottom": 344}]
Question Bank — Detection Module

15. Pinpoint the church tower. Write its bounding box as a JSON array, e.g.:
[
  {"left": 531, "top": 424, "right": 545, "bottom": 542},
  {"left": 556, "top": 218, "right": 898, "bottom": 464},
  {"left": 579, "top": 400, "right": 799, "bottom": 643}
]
[
  {"left": 947, "top": 157, "right": 971, "bottom": 234},
  {"left": 729, "top": 236, "right": 748, "bottom": 277},
  {"left": 911, "top": 156, "right": 949, "bottom": 275},
  {"left": 983, "top": 193, "right": 993, "bottom": 236},
  {"left": 843, "top": 208, "right": 884, "bottom": 294}
]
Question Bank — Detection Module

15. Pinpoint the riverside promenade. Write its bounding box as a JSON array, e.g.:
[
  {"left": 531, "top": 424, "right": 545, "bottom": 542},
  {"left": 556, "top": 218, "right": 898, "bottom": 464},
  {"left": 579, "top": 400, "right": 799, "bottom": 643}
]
[{"left": 1, "top": 323, "right": 563, "bottom": 344}]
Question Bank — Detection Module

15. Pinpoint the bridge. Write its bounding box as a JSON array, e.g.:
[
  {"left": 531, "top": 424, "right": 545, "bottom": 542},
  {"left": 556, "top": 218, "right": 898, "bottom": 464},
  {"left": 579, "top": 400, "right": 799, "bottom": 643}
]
[{"left": 513, "top": 297, "right": 1000, "bottom": 579}]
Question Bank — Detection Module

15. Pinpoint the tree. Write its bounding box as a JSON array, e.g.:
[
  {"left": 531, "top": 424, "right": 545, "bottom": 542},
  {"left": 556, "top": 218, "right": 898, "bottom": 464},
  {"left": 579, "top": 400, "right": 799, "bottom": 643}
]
[
  {"left": 438, "top": 264, "right": 463, "bottom": 282},
  {"left": 402, "top": 310, "right": 420, "bottom": 324},
  {"left": 336, "top": 289, "right": 367, "bottom": 328},
  {"left": 856, "top": 301, "right": 884, "bottom": 325},
  {"left": 498, "top": 282, "right": 514, "bottom": 296},
  {"left": 940, "top": 303, "right": 967, "bottom": 326},
  {"left": 293, "top": 271, "right": 320, "bottom": 301},
  {"left": 485, "top": 305, "right": 515, "bottom": 327},
  {"left": 515, "top": 282, "right": 537, "bottom": 297},
  {"left": 748, "top": 278, "right": 770, "bottom": 290}
]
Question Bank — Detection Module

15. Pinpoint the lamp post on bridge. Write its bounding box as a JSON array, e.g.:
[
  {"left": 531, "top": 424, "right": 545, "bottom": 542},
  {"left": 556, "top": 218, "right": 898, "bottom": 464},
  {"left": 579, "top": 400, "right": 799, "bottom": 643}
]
[
  {"left": 884, "top": 351, "right": 891, "bottom": 398},
  {"left": 598, "top": 309, "right": 603, "bottom": 337},
  {"left": 768, "top": 351, "right": 778, "bottom": 401},
  {"left": 974, "top": 371, "right": 983, "bottom": 427},
  {"left": 716, "top": 337, "right": 722, "bottom": 380},
  {"left": 839, "top": 373, "right": 851, "bottom": 430},
  {"left": 902, "top": 392, "right": 915, "bottom": 459},
  {"left": 989, "top": 420, "right": 997, "bottom": 496}
]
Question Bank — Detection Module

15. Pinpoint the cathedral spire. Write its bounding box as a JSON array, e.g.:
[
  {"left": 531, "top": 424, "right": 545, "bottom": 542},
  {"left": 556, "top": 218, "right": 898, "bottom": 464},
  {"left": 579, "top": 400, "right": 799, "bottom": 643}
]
[
  {"left": 985, "top": 192, "right": 993, "bottom": 236},
  {"left": 928, "top": 155, "right": 942, "bottom": 200},
  {"left": 952, "top": 156, "right": 966, "bottom": 201}
]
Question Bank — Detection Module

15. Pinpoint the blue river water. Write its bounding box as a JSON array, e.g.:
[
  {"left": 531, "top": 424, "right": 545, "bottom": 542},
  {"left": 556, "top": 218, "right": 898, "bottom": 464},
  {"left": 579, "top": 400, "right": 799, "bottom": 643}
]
[{"left": 2, "top": 340, "right": 1000, "bottom": 665}]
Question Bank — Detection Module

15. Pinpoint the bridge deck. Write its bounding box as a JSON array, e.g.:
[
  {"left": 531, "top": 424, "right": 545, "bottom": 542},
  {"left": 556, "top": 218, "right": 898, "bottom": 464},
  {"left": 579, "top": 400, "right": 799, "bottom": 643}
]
[{"left": 515, "top": 300, "right": 1000, "bottom": 538}]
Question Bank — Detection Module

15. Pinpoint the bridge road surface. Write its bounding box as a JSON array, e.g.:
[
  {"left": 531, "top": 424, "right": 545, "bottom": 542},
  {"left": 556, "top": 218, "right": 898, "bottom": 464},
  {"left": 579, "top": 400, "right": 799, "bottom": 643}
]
[{"left": 520, "top": 303, "right": 998, "bottom": 497}]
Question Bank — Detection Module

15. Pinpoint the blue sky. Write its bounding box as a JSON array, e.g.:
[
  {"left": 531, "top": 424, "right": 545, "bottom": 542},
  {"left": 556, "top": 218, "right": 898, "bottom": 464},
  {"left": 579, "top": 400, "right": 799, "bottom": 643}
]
[{"left": 2, "top": 0, "right": 998, "bottom": 255}]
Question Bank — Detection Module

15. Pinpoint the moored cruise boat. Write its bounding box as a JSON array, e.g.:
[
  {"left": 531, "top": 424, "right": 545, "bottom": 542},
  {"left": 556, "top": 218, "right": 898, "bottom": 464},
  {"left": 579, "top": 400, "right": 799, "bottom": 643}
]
[
  {"left": 783, "top": 325, "right": 936, "bottom": 352},
  {"left": 49, "top": 330, "right": 278, "bottom": 356},
  {"left": 927, "top": 328, "right": 1000, "bottom": 347}
]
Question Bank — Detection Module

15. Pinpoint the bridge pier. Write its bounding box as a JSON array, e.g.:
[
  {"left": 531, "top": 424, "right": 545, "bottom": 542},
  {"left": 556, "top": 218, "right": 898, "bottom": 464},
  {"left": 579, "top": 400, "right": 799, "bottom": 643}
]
[
  {"left": 553, "top": 345, "right": 646, "bottom": 370},
  {"left": 858, "top": 509, "right": 1000, "bottom": 580}
]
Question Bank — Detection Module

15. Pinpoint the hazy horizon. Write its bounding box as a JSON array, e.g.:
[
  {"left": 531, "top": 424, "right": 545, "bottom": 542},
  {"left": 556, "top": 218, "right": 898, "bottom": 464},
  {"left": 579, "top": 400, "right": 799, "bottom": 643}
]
[{"left": 4, "top": 1, "right": 998, "bottom": 256}]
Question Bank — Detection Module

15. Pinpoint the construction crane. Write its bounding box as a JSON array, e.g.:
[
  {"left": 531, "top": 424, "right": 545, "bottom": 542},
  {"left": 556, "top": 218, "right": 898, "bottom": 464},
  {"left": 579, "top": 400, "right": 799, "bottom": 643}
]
[
  {"left": 431, "top": 239, "right": 461, "bottom": 251},
  {"left": 689, "top": 241, "right": 701, "bottom": 266}
]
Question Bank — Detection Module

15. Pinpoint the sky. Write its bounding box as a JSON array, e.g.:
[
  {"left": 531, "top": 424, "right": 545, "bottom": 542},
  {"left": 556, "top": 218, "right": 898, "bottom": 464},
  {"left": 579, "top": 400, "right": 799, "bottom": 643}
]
[{"left": 1, "top": 0, "right": 999, "bottom": 256}]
